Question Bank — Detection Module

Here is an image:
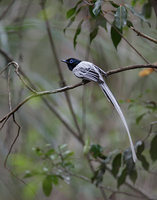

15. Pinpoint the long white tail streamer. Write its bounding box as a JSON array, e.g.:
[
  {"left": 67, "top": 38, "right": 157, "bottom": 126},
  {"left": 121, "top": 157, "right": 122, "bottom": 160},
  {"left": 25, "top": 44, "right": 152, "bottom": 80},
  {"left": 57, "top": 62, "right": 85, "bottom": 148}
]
[{"left": 99, "top": 81, "right": 137, "bottom": 162}]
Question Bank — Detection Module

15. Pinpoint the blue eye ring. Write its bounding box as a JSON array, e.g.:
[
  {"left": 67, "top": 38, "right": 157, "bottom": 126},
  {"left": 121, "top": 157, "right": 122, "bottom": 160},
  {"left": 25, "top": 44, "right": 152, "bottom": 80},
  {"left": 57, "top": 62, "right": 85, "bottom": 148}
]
[{"left": 70, "top": 59, "right": 73, "bottom": 63}]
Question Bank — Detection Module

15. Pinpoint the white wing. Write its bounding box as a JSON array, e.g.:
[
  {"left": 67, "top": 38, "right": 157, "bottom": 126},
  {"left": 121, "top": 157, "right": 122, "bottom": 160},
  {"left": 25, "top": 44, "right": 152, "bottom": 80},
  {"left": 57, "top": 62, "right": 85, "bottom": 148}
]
[{"left": 73, "top": 61, "right": 104, "bottom": 83}]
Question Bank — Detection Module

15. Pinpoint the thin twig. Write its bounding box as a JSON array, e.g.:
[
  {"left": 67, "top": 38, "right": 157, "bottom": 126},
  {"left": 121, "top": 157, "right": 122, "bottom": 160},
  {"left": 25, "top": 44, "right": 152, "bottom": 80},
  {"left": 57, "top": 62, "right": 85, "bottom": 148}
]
[
  {"left": 0, "top": 48, "right": 13, "bottom": 62},
  {"left": 5, "top": 65, "right": 27, "bottom": 187},
  {"left": 103, "top": 14, "right": 150, "bottom": 64},
  {"left": 0, "top": 83, "right": 85, "bottom": 123},
  {"left": 4, "top": 114, "right": 21, "bottom": 168},
  {"left": 8, "top": 61, "right": 37, "bottom": 93},
  {"left": 143, "top": 121, "right": 157, "bottom": 142},
  {"left": 0, "top": 50, "right": 83, "bottom": 145},
  {"left": 70, "top": 172, "right": 142, "bottom": 199},
  {"left": 106, "top": 64, "right": 157, "bottom": 76},
  {"left": 40, "top": 0, "right": 82, "bottom": 136},
  {"left": 0, "top": 0, "right": 16, "bottom": 20},
  {"left": 130, "top": 26, "right": 157, "bottom": 44},
  {"left": 106, "top": 166, "right": 156, "bottom": 200},
  {"left": 125, "top": 182, "right": 156, "bottom": 200}
]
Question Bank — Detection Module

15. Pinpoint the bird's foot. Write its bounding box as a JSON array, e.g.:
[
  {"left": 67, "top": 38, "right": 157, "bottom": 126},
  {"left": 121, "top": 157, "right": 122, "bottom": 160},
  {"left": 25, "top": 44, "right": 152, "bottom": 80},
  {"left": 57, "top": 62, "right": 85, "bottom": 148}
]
[{"left": 82, "top": 79, "right": 90, "bottom": 85}]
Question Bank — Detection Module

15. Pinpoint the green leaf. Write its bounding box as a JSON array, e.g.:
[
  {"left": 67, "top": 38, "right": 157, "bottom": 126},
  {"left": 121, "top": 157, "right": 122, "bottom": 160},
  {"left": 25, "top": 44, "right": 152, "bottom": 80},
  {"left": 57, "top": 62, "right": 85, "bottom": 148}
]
[
  {"left": 111, "top": 153, "right": 122, "bottom": 177},
  {"left": 91, "top": 163, "right": 106, "bottom": 186},
  {"left": 127, "top": 20, "right": 134, "bottom": 27},
  {"left": 111, "top": 25, "right": 122, "bottom": 49},
  {"left": 115, "top": 6, "right": 127, "bottom": 29},
  {"left": 93, "top": 0, "right": 102, "bottom": 16},
  {"left": 136, "top": 141, "right": 144, "bottom": 156},
  {"left": 23, "top": 182, "right": 38, "bottom": 199},
  {"left": 64, "top": 6, "right": 82, "bottom": 33},
  {"left": 66, "top": 0, "right": 82, "bottom": 19},
  {"left": 90, "top": 27, "right": 99, "bottom": 43},
  {"left": 117, "top": 167, "right": 127, "bottom": 188},
  {"left": 73, "top": 20, "right": 83, "bottom": 48},
  {"left": 59, "top": 144, "right": 68, "bottom": 150},
  {"left": 33, "top": 147, "right": 43, "bottom": 156},
  {"left": 123, "top": 149, "right": 135, "bottom": 172},
  {"left": 139, "top": 155, "right": 149, "bottom": 170},
  {"left": 42, "top": 176, "right": 53, "bottom": 196},
  {"left": 129, "top": 169, "right": 138, "bottom": 184},
  {"left": 125, "top": 4, "right": 151, "bottom": 27},
  {"left": 96, "top": 15, "right": 107, "bottom": 30},
  {"left": 150, "top": 135, "right": 157, "bottom": 161},
  {"left": 142, "top": 2, "right": 152, "bottom": 19},
  {"left": 110, "top": 1, "right": 119, "bottom": 8},
  {"left": 136, "top": 113, "right": 146, "bottom": 124},
  {"left": 83, "top": 137, "right": 90, "bottom": 154},
  {"left": 24, "top": 170, "right": 34, "bottom": 178},
  {"left": 131, "top": 0, "right": 138, "bottom": 6},
  {"left": 64, "top": 161, "right": 74, "bottom": 169},
  {"left": 136, "top": 141, "right": 149, "bottom": 170},
  {"left": 66, "top": 7, "right": 76, "bottom": 19},
  {"left": 45, "top": 149, "right": 55, "bottom": 156},
  {"left": 62, "top": 150, "right": 74, "bottom": 159},
  {"left": 90, "top": 144, "right": 103, "bottom": 158},
  {"left": 50, "top": 175, "right": 59, "bottom": 185}
]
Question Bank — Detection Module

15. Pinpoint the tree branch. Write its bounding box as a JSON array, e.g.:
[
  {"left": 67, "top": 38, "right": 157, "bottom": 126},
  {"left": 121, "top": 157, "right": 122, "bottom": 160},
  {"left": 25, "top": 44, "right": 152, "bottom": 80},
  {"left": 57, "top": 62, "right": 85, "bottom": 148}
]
[
  {"left": 0, "top": 0, "right": 16, "bottom": 20},
  {"left": 0, "top": 62, "right": 157, "bottom": 126},
  {"left": 130, "top": 26, "right": 157, "bottom": 44},
  {"left": 106, "top": 64, "right": 157, "bottom": 76},
  {"left": 0, "top": 49, "right": 84, "bottom": 145},
  {"left": 103, "top": 14, "right": 150, "bottom": 64}
]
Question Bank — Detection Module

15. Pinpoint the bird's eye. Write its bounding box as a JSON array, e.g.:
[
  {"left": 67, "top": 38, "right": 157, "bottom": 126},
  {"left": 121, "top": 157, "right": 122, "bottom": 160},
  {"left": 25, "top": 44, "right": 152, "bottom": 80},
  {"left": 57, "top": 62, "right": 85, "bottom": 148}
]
[{"left": 70, "top": 59, "right": 73, "bottom": 63}]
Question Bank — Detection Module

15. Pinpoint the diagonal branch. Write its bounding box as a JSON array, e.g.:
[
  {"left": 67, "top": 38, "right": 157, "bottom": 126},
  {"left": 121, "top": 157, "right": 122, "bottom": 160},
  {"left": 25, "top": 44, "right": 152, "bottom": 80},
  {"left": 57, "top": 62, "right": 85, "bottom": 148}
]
[
  {"left": 0, "top": 0, "right": 16, "bottom": 20},
  {"left": 103, "top": 14, "right": 150, "bottom": 64},
  {"left": 130, "top": 26, "right": 157, "bottom": 44},
  {"left": 0, "top": 50, "right": 82, "bottom": 144},
  {"left": 0, "top": 62, "right": 157, "bottom": 136}
]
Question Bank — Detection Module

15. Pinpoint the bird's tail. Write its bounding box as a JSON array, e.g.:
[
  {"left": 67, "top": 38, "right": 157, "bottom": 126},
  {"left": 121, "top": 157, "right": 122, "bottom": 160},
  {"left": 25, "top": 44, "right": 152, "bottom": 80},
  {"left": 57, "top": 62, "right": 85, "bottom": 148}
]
[{"left": 99, "top": 81, "right": 137, "bottom": 162}]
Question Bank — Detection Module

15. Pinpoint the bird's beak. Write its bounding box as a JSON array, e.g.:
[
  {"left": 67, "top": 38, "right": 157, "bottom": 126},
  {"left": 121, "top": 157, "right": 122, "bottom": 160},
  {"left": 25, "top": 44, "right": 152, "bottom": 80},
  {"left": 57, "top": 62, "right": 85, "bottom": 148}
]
[{"left": 61, "top": 59, "right": 67, "bottom": 63}]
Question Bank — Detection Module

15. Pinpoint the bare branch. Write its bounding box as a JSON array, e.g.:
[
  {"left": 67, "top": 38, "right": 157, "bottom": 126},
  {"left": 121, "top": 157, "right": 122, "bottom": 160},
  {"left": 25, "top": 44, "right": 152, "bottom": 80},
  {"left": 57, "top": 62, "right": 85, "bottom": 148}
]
[
  {"left": 0, "top": 48, "right": 13, "bottom": 62},
  {"left": 106, "top": 64, "right": 157, "bottom": 76},
  {"left": 125, "top": 182, "right": 156, "bottom": 200},
  {"left": 106, "top": 166, "right": 156, "bottom": 200},
  {"left": 0, "top": 0, "right": 16, "bottom": 20},
  {"left": 143, "top": 121, "right": 157, "bottom": 142},
  {"left": 130, "top": 26, "right": 157, "bottom": 44},
  {"left": 4, "top": 114, "right": 21, "bottom": 168},
  {"left": 70, "top": 172, "right": 142, "bottom": 199},
  {"left": 0, "top": 62, "right": 157, "bottom": 126},
  {"left": 0, "top": 50, "right": 83, "bottom": 145},
  {"left": 8, "top": 62, "right": 37, "bottom": 93}
]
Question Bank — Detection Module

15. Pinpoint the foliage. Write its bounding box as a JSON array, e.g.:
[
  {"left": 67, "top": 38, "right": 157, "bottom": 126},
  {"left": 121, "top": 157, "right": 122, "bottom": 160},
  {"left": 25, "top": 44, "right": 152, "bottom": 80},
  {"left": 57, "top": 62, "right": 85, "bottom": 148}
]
[
  {"left": 65, "top": 0, "right": 155, "bottom": 49},
  {"left": 0, "top": 0, "right": 157, "bottom": 199},
  {"left": 23, "top": 144, "right": 74, "bottom": 196}
]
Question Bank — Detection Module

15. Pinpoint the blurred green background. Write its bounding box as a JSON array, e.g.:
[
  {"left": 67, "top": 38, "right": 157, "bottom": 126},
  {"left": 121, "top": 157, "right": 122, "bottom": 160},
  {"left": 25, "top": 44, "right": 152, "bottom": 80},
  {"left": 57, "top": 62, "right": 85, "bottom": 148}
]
[{"left": 0, "top": 0, "right": 157, "bottom": 199}]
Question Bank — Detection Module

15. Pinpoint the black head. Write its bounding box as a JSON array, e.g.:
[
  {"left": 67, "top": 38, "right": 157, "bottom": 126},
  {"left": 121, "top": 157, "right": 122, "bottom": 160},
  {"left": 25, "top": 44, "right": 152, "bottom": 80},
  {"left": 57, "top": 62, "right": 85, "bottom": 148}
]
[{"left": 61, "top": 58, "right": 81, "bottom": 71}]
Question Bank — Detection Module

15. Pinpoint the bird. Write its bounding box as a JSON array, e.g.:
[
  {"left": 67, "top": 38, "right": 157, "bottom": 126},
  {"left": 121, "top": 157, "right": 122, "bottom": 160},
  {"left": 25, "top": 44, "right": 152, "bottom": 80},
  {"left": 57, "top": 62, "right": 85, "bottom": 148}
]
[{"left": 61, "top": 58, "right": 137, "bottom": 162}]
